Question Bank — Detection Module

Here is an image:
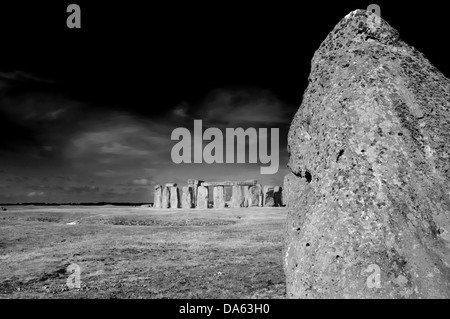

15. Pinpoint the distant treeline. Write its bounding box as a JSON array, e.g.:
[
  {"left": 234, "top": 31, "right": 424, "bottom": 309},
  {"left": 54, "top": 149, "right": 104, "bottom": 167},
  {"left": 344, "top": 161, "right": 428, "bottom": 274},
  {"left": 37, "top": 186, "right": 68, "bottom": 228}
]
[{"left": 0, "top": 202, "right": 152, "bottom": 206}]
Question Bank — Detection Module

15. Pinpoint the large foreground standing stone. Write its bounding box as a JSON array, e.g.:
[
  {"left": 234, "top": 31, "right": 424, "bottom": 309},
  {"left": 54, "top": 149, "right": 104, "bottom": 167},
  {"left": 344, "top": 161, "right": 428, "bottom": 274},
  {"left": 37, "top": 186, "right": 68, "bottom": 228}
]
[
  {"left": 153, "top": 184, "right": 162, "bottom": 208},
  {"left": 284, "top": 9, "right": 450, "bottom": 298},
  {"left": 196, "top": 186, "right": 209, "bottom": 209}
]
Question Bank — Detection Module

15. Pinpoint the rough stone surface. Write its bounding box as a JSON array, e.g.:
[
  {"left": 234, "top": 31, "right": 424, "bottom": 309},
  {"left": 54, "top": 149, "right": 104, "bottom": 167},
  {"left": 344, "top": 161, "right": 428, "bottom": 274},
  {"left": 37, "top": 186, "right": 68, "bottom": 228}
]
[
  {"left": 161, "top": 186, "right": 170, "bottom": 209},
  {"left": 196, "top": 186, "right": 209, "bottom": 209},
  {"left": 170, "top": 186, "right": 179, "bottom": 208},
  {"left": 213, "top": 186, "right": 225, "bottom": 209},
  {"left": 181, "top": 186, "right": 193, "bottom": 209},
  {"left": 284, "top": 9, "right": 450, "bottom": 298},
  {"left": 283, "top": 174, "right": 296, "bottom": 208},
  {"left": 153, "top": 184, "right": 162, "bottom": 208},
  {"left": 230, "top": 186, "right": 245, "bottom": 208},
  {"left": 263, "top": 186, "right": 275, "bottom": 207}
]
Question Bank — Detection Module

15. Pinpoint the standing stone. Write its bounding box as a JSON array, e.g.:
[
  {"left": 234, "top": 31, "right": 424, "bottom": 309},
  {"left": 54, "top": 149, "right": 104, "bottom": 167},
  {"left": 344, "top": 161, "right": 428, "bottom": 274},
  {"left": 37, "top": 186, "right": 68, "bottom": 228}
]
[
  {"left": 244, "top": 186, "right": 252, "bottom": 207},
  {"left": 181, "top": 186, "right": 193, "bottom": 209},
  {"left": 193, "top": 182, "right": 198, "bottom": 207},
  {"left": 230, "top": 185, "right": 245, "bottom": 208},
  {"left": 187, "top": 179, "right": 195, "bottom": 207},
  {"left": 170, "top": 186, "right": 179, "bottom": 208},
  {"left": 242, "top": 186, "right": 250, "bottom": 207},
  {"left": 274, "top": 186, "right": 283, "bottom": 207},
  {"left": 263, "top": 185, "right": 275, "bottom": 207},
  {"left": 213, "top": 186, "right": 225, "bottom": 209},
  {"left": 257, "top": 184, "right": 263, "bottom": 207},
  {"left": 153, "top": 184, "right": 162, "bottom": 208},
  {"left": 161, "top": 186, "right": 170, "bottom": 208},
  {"left": 284, "top": 10, "right": 450, "bottom": 298},
  {"left": 248, "top": 185, "right": 262, "bottom": 207},
  {"left": 196, "top": 186, "right": 209, "bottom": 209},
  {"left": 189, "top": 180, "right": 202, "bottom": 208}
]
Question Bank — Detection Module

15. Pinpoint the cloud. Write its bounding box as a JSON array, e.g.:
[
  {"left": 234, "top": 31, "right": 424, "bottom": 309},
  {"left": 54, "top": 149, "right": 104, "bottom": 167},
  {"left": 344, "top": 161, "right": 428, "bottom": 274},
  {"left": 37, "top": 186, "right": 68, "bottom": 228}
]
[
  {"left": 195, "top": 88, "right": 295, "bottom": 126},
  {"left": 94, "top": 170, "right": 118, "bottom": 177},
  {"left": 0, "top": 83, "right": 86, "bottom": 156},
  {"left": 42, "top": 108, "right": 67, "bottom": 121},
  {"left": 62, "top": 185, "right": 100, "bottom": 194},
  {"left": 27, "top": 191, "right": 45, "bottom": 197},
  {"left": 99, "top": 142, "right": 150, "bottom": 156},
  {"left": 172, "top": 102, "right": 189, "bottom": 118},
  {"left": 67, "top": 114, "right": 170, "bottom": 161},
  {"left": 130, "top": 178, "right": 151, "bottom": 185},
  {"left": 0, "top": 70, "right": 55, "bottom": 83}
]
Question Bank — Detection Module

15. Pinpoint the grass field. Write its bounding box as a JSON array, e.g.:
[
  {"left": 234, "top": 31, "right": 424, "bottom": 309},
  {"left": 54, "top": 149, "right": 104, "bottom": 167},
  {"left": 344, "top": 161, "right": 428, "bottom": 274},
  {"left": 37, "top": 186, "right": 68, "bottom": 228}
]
[{"left": 0, "top": 206, "right": 287, "bottom": 299}]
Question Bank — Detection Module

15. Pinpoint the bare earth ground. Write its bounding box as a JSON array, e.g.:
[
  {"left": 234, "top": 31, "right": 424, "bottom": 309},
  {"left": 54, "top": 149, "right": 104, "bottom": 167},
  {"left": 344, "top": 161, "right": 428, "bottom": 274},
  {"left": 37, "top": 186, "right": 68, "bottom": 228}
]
[{"left": 0, "top": 206, "right": 287, "bottom": 299}]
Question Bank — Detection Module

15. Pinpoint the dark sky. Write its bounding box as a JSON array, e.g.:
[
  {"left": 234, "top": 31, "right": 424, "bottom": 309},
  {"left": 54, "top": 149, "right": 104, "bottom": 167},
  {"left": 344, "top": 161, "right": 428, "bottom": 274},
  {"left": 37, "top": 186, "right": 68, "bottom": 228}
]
[{"left": 0, "top": 1, "right": 448, "bottom": 203}]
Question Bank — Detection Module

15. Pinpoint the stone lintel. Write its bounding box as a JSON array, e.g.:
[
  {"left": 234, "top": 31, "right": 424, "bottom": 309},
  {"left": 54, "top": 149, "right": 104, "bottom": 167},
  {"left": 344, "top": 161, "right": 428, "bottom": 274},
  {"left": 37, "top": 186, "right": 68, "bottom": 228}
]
[
  {"left": 187, "top": 179, "right": 203, "bottom": 185},
  {"left": 201, "top": 180, "right": 257, "bottom": 187}
]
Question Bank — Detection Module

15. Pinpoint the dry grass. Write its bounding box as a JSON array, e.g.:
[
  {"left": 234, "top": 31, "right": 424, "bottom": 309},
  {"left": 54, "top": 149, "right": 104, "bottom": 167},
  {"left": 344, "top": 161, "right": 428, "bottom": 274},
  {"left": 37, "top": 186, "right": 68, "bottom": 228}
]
[{"left": 0, "top": 206, "right": 287, "bottom": 299}]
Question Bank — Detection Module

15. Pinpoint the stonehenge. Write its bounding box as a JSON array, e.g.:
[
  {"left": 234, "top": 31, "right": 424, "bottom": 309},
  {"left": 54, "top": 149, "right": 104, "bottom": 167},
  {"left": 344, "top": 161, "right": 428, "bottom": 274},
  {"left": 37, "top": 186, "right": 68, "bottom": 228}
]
[{"left": 152, "top": 179, "right": 283, "bottom": 209}]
